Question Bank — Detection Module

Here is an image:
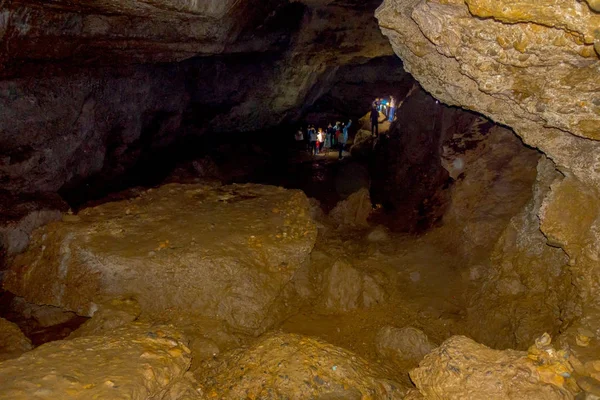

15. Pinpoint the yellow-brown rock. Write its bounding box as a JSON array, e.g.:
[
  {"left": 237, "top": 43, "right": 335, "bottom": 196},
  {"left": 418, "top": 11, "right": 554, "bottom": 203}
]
[
  {"left": 329, "top": 187, "right": 373, "bottom": 228},
  {"left": 0, "top": 317, "right": 32, "bottom": 362},
  {"left": 4, "top": 183, "right": 317, "bottom": 335},
  {"left": 376, "top": 0, "right": 600, "bottom": 159},
  {"left": 0, "top": 322, "right": 193, "bottom": 400},
  {"left": 376, "top": 0, "right": 600, "bottom": 353},
  {"left": 410, "top": 335, "right": 573, "bottom": 399},
  {"left": 199, "top": 332, "right": 408, "bottom": 399}
]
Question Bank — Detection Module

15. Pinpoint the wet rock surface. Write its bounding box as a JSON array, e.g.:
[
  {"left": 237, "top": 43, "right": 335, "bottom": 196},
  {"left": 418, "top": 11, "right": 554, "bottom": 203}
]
[
  {"left": 4, "top": 183, "right": 317, "bottom": 335},
  {"left": 0, "top": 322, "right": 192, "bottom": 400},
  {"left": 198, "top": 332, "right": 408, "bottom": 399}
]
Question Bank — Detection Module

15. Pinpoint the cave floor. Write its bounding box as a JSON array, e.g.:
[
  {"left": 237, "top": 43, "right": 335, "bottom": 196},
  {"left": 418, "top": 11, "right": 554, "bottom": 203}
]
[{"left": 278, "top": 226, "right": 471, "bottom": 383}]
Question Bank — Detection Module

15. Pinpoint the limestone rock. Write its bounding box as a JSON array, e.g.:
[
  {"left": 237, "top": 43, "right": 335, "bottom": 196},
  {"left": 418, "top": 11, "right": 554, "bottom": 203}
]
[
  {"left": 68, "top": 297, "right": 141, "bottom": 339},
  {"left": 410, "top": 335, "right": 573, "bottom": 400},
  {"left": 4, "top": 183, "right": 317, "bottom": 335},
  {"left": 440, "top": 125, "right": 540, "bottom": 262},
  {"left": 466, "top": 156, "right": 574, "bottom": 349},
  {"left": 376, "top": 0, "right": 600, "bottom": 332},
  {"left": 376, "top": 326, "right": 437, "bottom": 365},
  {"left": 0, "top": 0, "right": 287, "bottom": 73},
  {"left": 199, "top": 332, "right": 408, "bottom": 399},
  {"left": 329, "top": 188, "right": 372, "bottom": 228},
  {"left": 0, "top": 192, "right": 66, "bottom": 263},
  {"left": 321, "top": 260, "right": 387, "bottom": 312},
  {"left": 376, "top": 0, "right": 599, "bottom": 145},
  {"left": 0, "top": 322, "right": 193, "bottom": 400},
  {"left": 10, "top": 297, "right": 77, "bottom": 328},
  {"left": 0, "top": 317, "right": 32, "bottom": 362}
]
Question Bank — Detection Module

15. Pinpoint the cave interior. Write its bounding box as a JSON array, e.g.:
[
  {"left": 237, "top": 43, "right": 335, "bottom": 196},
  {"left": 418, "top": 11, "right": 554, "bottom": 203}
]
[{"left": 0, "top": 0, "right": 599, "bottom": 398}]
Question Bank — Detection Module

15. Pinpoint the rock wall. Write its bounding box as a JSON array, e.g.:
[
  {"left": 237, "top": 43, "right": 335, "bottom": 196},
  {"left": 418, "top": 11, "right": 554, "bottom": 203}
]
[
  {"left": 0, "top": 0, "right": 403, "bottom": 197},
  {"left": 370, "top": 87, "right": 455, "bottom": 231},
  {"left": 466, "top": 157, "right": 575, "bottom": 349},
  {"left": 376, "top": 0, "right": 600, "bottom": 346}
]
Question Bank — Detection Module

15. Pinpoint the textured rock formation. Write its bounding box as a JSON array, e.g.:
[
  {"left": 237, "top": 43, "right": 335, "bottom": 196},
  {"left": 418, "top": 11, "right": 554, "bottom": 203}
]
[
  {"left": 0, "top": 0, "right": 292, "bottom": 75},
  {"left": 411, "top": 335, "right": 573, "bottom": 400},
  {"left": 0, "top": 322, "right": 193, "bottom": 400},
  {"left": 0, "top": 192, "right": 66, "bottom": 264},
  {"left": 376, "top": 326, "right": 437, "bottom": 366},
  {"left": 4, "top": 183, "right": 317, "bottom": 335},
  {"left": 376, "top": 0, "right": 600, "bottom": 346},
  {"left": 466, "top": 157, "right": 575, "bottom": 349},
  {"left": 199, "top": 332, "right": 408, "bottom": 399},
  {"left": 68, "top": 297, "right": 141, "bottom": 339},
  {"left": 329, "top": 187, "right": 373, "bottom": 228},
  {"left": 0, "top": 0, "right": 401, "bottom": 196},
  {"left": 0, "top": 317, "right": 32, "bottom": 362},
  {"left": 320, "top": 260, "right": 388, "bottom": 312},
  {"left": 9, "top": 297, "right": 77, "bottom": 328},
  {"left": 440, "top": 125, "right": 541, "bottom": 262},
  {"left": 376, "top": 0, "right": 599, "bottom": 144}
]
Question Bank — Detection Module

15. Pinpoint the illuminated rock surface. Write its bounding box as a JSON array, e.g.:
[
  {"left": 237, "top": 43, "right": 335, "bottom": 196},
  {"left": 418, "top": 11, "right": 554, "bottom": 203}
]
[
  {"left": 410, "top": 335, "right": 573, "bottom": 400},
  {"left": 0, "top": 322, "right": 193, "bottom": 400},
  {"left": 4, "top": 183, "right": 317, "bottom": 335},
  {"left": 198, "top": 332, "right": 407, "bottom": 399},
  {"left": 376, "top": 0, "right": 600, "bottom": 350}
]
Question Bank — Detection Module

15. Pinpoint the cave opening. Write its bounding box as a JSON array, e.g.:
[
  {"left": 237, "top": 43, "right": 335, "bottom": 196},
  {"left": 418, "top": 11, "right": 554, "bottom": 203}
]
[{"left": 0, "top": 0, "right": 598, "bottom": 398}]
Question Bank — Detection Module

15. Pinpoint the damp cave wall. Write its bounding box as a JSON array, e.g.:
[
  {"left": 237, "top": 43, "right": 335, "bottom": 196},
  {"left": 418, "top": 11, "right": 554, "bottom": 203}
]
[{"left": 0, "top": 0, "right": 406, "bottom": 198}]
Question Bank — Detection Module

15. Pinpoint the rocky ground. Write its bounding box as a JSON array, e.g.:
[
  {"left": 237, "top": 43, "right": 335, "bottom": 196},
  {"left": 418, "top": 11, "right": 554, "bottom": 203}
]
[{"left": 1, "top": 147, "right": 598, "bottom": 398}]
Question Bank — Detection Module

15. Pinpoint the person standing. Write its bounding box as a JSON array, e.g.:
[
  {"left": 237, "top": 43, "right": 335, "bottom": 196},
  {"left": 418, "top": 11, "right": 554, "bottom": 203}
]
[
  {"left": 317, "top": 128, "right": 324, "bottom": 155},
  {"left": 388, "top": 95, "right": 396, "bottom": 122},
  {"left": 309, "top": 125, "right": 317, "bottom": 155},
  {"left": 339, "top": 119, "right": 351, "bottom": 160},
  {"left": 370, "top": 106, "right": 379, "bottom": 137}
]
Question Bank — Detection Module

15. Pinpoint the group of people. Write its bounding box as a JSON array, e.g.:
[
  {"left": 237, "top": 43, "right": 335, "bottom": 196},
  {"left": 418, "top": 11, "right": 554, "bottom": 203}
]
[
  {"left": 295, "top": 120, "right": 352, "bottom": 160},
  {"left": 370, "top": 95, "right": 396, "bottom": 137}
]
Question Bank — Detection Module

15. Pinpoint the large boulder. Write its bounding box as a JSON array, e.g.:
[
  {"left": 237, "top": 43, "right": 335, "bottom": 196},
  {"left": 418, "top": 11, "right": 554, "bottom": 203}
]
[
  {"left": 410, "top": 335, "right": 573, "bottom": 399},
  {"left": 4, "top": 183, "right": 317, "bottom": 335},
  {"left": 199, "top": 332, "right": 408, "bottom": 399},
  {"left": 0, "top": 322, "right": 194, "bottom": 400},
  {"left": 0, "top": 317, "right": 32, "bottom": 362}
]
